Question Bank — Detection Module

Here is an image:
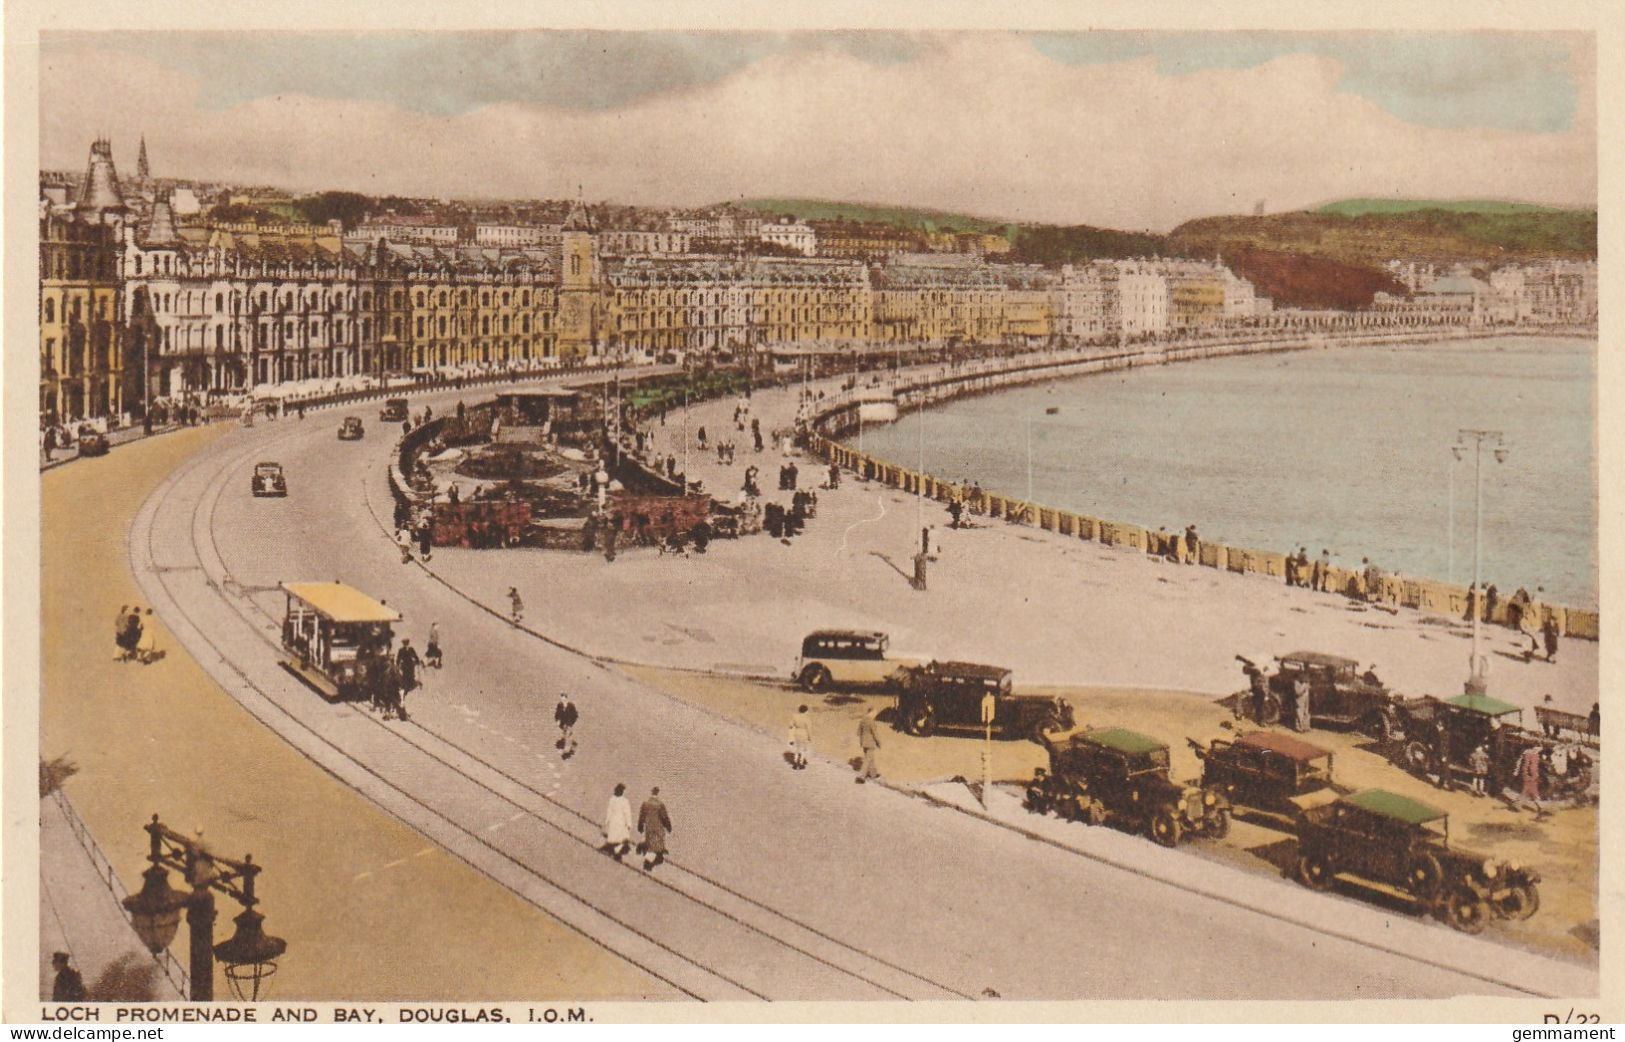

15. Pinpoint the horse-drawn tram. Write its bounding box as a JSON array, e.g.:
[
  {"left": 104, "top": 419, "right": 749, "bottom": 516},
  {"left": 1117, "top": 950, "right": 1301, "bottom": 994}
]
[{"left": 280, "top": 581, "right": 400, "bottom": 702}]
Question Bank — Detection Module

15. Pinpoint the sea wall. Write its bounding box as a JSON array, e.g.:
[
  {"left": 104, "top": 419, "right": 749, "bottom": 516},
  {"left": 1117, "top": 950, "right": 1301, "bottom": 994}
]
[{"left": 807, "top": 331, "right": 1599, "bottom": 640}]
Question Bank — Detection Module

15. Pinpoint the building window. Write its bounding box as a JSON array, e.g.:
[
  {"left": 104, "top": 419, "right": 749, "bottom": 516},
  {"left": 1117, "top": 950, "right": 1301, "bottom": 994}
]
[{"left": 43, "top": 298, "right": 54, "bottom": 324}]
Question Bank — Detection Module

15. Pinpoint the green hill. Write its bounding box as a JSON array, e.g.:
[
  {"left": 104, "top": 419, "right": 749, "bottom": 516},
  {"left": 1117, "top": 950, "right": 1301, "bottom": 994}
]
[{"left": 1316, "top": 198, "right": 1580, "bottom": 217}]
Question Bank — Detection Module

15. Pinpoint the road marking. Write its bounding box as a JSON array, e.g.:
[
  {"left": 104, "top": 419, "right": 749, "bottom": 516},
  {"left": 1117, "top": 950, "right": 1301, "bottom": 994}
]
[
  {"left": 353, "top": 871, "right": 373, "bottom": 882},
  {"left": 382, "top": 857, "right": 409, "bottom": 870},
  {"left": 414, "top": 847, "right": 436, "bottom": 858}
]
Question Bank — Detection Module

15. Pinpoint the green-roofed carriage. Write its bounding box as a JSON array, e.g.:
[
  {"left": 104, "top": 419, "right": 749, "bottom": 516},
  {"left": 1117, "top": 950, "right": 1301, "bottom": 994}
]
[
  {"left": 1295, "top": 789, "right": 1541, "bottom": 933},
  {"left": 1025, "top": 725, "right": 1231, "bottom": 847},
  {"left": 1385, "top": 692, "right": 1588, "bottom": 796}
]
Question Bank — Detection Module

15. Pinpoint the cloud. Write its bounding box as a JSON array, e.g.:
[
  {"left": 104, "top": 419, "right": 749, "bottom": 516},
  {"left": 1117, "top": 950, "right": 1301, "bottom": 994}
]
[{"left": 40, "top": 32, "right": 1595, "bottom": 230}]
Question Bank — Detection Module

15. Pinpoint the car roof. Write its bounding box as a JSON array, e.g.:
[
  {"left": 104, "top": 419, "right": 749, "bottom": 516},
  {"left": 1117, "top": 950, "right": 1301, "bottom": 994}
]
[
  {"left": 805, "top": 629, "right": 886, "bottom": 642},
  {"left": 1280, "top": 651, "right": 1360, "bottom": 668},
  {"left": 344, "top": 415, "right": 362, "bottom": 421},
  {"left": 1236, "top": 731, "right": 1333, "bottom": 762},
  {"left": 256, "top": 461, "right": 283, "bottom": 469},
  {"left": 929, "top": 661, "right": 1011, "bottom": 679},
  {"left": 282, "top": 581, "right": 401, "bottom": 623},
  {"left": 1443, "top": 693, "right": 1522, "bottom": 717},
  {"left": 1341, "top": 789, "right": 1446, "bottom": 825},
  {"left": 1080, "top": 727, "right": 1167, "bottom": 756}
]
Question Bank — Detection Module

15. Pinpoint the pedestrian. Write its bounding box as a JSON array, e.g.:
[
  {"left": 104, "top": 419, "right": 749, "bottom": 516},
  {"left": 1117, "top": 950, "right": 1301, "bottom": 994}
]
[
  {"left": 1588, "top": 702, "right": 1600, "bottom": 737},
  {"left": 135, "top": 608, "right": 159, "bottom": 665},
  {"left": 426, "top": 622, "right": 443, "bottom": 668},
  {"left": 396, "top": 527, "right": 414, "bottom": 565},
  {"left": 1314, "top": 549, "right": 1332, "bottom": 592},
  {"left": 417, "top": 520, "right": 433, "bottom": 562},
  {"left": 603, "top": 514, "right": 618, "bottom": 563},
  {"left": 396, "top": 638, "right": 422, "bottom": 694},
  {"left": 753, "top": 427, "right": 764, "bottom": 453},
  {"left": 113, "top": 604, "right": 130, "bottom": 660},
  {"left": 554, "top": 693, "right": 579, "bottom": 757},
  {"left": 1516, "top": 744, "right": 1548, "bottom": 818},
  {"left": 638, "top": 786, "right": 672, "bottom": 871},
  {"left": 912, "top": 548, "right": 930, "bottom": 591},
  {"left": 856, "top": 707, "right": 882, "bottom": 783},
  {"left": 1519, "top": 605, "right": 1542, "bottom": 660},
  {"left": 1468, "top": 743, "right": 1490, "bottom": 795},
  {"left": 1296, "top": 547, "right": 1310, "bottom": 587},
  {"left": 787, "top": 705, "right": 813, "bottom": 770},
  {"left": 508, "top": 586, "right": 524, "bottom": 626},
  {"left": 828, "top": 462, "right": 841, "bottom": 490},
  {"left": 697, "top": 425, "right": 707, "bottom": 450},
  {"left": 1184, "top": 524, "right": 1199, "bottom": 565},
  {"left": 1362, "top": 558, "right": 1385, "bottom": 603},
  {"left": 1291, "top": 675, "right": 1312, "bottom": 732},
  {"left": 948, "top": 498, "right": 963, "bottom": 529},
  {"left": 600, "top": 783, "right": 634, "bottom": 861},
  {"left": 1485, "top": 583, "right": 1500, "bottom": 623},
  {"left": 1284, "top": 548, "right": 1298, "bottom": 587},
  {"left": 51, "top": 952, "right": 86, "bottom": 1003},
  {"left": 1542, "top": 614, "right": 1560, "bottom": 663}
]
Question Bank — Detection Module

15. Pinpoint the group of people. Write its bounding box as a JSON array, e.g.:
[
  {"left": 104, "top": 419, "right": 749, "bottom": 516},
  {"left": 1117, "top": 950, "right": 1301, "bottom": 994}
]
[
  {"left": 782, "top": 704, "right": 885, "bottom": 781},
  {"left": 113, "top": 605, "right": 160, "bottom": 665},
  {"left": 599, "top": 784, "right": 674, "bottom": 872},
  {"left": 361, "top": 626, "right": 441, "bottom": 722},
  {"left": 1284, "top": 547, "right": 1336, "bottom": 592}
]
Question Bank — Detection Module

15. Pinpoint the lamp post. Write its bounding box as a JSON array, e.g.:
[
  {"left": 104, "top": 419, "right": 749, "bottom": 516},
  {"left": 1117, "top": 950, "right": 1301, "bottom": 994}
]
[
  {"left": 1452, "top": 429, "right": 1507, "bottom": 695},
  {"left": 122, "top": 814, "right": 286, "bottom": 1002}
]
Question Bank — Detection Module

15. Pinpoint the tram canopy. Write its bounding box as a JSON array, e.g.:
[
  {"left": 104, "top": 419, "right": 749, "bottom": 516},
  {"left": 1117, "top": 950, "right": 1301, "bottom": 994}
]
[{"left": 281, "top": 581, "right": 401, "bottom": 624}]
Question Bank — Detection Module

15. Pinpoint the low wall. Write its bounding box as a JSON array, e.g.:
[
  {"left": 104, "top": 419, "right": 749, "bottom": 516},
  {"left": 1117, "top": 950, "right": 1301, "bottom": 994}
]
[{"left": 808, "top": 332, "right": 1599, "bottom": 640}]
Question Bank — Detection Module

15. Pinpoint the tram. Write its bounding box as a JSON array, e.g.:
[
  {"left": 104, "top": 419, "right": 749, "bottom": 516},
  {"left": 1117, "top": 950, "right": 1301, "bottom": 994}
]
[{"left": 280, "top": 581, "right": 400, "bottom": 702}]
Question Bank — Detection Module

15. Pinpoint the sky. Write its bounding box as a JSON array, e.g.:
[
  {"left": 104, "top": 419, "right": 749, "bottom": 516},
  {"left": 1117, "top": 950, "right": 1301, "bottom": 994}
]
[{"left": 38, "top": 30, "right": 1596, "bottom": 231}]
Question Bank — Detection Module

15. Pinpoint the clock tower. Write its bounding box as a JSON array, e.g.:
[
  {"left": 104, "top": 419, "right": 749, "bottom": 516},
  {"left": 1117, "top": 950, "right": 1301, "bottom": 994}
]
[{"left": 557, "top": 196, "right": 598, "bottom": 361}]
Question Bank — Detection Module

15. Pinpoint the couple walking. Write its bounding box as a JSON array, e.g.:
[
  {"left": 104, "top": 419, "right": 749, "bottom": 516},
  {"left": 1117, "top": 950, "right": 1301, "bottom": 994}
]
[{"left": 600, "top": 784, "right": 673, "bottom": 871}]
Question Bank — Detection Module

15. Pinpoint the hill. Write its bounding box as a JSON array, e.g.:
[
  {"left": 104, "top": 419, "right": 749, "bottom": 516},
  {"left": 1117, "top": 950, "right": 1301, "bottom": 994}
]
[
  {"left": 1169, "top": 208, "right": 1596, "bottom": 271},
  {"left": 1316, "top": 198, "right": 1579, "bottom": 217}
]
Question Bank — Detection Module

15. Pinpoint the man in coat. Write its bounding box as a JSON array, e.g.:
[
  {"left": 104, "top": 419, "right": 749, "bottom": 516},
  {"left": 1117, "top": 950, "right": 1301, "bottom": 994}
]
[
  {"left": 600, "top": 783, "right": 634, "bottom": 861},
  {"left": 396, "top": 639, "right": 422, "bottom": 695},
  {"left": 51, "top": 952, "right": 86, "bottom": 1003},
  {"left": 857, "top": 708, "right": 882, "bottom": 783},
  {"left": 638, "top": 787, "right": 672, "bottom": 870},
  {"left": 554, "top": 693, "right": 579, "bottom": 758}
]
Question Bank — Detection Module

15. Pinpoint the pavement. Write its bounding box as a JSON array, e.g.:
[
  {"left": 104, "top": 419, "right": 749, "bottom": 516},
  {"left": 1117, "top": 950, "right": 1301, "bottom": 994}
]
[
  {"left": 38, "top": 788, "right": 186, "bottom": 1002},
  {"left": 113, "top": 369, "right": 1598, "bottom": 1003}
]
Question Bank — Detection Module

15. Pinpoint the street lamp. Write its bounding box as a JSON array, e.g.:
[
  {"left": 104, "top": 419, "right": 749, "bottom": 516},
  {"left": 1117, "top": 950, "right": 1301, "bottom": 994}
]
[
  {"left": 123, "top": 814, "right": 287, "bottom": 1002},
  {"left": 1452, "top": 429, "right": 1507, "bottom": 696}
]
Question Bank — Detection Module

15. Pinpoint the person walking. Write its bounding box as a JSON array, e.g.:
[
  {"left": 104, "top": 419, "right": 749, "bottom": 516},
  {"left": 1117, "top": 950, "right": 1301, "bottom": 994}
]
[
  {"left": 1542, "top": 614, "right": 1560, "bottom": 663},
  {"left": 787, "top": 705, "right": 813, "bottom": 770},
  {"left": 417, "top": 520, "right": 434, "bottom": 562},
  {"left": 114, "top": 604, "right": 130, "bottom": 660},
  {"left": 396, "top": 638, "right": 422, "bottom": 694},
  {"left": 1516, "top": 744, "right": 1548, "bottom": 818},
  {"left": 51, "top": 952, "right": 86, "bottom": 1003},
  {"left": 600, "top": 783, "right": 634, "bottom": 861},
  {"left": 135, "top": 608, "right": 159, "bottom": 665},
  {"left": 1468, "top": 743, "right": 1490, "bottom": 796},
  {"left": 426, "top": 622, "right": 443, "bottom": 669},
  {"left": 396, "top": 527, "right": 414, "bottom": 565},
  {"left": 554, "top": 693, "right": 579, "bottom": 758},
  {"left": 1184, "top": 524, "right": 1200, "bottom": 565},
  {"left": 1291, "top": 675, "right": 1312, "bottom": 732},
  {"left": 856, "top": 708, "right": 882, "bottom": 783},
  {"left": 638, "top": 787, "right": 672, "bottom": 871},
  {"left": 948, "top": 498, "right": 963, "bottom": 529},
  {"left": 508, "top": 587, "right": 524, "bottom": 626}
]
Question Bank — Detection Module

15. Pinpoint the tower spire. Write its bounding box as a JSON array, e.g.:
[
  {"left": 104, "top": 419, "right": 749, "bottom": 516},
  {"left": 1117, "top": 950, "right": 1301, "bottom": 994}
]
[{"left": 137, "top": 135, "right": 151, "bottom": 182}]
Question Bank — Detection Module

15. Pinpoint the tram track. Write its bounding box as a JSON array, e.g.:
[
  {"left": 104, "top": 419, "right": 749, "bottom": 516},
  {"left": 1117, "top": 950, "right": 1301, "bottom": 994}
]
[{"left": 131, "top": 417, "right": 970, "bottom": 1001}]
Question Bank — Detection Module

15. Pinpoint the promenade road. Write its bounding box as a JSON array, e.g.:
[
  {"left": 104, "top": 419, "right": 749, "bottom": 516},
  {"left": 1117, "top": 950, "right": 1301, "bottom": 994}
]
[{"left": 123, "top": 377, "right": 1595, "bottom": 1004}]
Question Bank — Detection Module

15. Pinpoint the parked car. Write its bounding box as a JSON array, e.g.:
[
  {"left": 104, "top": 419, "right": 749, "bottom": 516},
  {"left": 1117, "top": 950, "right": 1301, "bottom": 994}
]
[
  {"left": 793, "top": 630, "right": 928, "bottom": 693},
  {"left": 338, "top": 416, "right": 365, "bottom": 440},
  {"left": 251, "top": 461, "right": 288, "bottom": 497},
  {"left": 896, "top": 661, "right": 1073, "bottom": 742},
  {"left": 1025, "top": 726, "right": 1230, "bottom": 847},
  {"left": 76, "top": 423, "right": 110, "bottom": 457},
  {"left": 380, "top": 398, "right": 409, "bottom": 422},
  {"left": 1295, "top": 789, "right": 1540, "bottom": 933},
  {"left": 1385, "top": 693, "right": 1592, "bottom": 799},
  {"left": 1189, "top": 730, "right": 1338, "bottom": 827},
  {"left": 1236, "top": 651, "right": 1397, "bottom": 735}
]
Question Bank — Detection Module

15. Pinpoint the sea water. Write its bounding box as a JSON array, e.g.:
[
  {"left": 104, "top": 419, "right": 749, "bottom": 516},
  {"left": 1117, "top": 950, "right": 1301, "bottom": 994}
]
[{"left": 861, "top": 336, "right": 1597, "bottom": 607}]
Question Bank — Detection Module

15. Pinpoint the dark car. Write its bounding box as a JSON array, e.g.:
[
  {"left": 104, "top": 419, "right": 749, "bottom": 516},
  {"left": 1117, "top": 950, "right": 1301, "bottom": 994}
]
[
  {"left": 896, "top": 661, "right": 1074, "bottom": 742},
  {"left": 1295, "top": 789, "right": 1540, "bottom": 933},
  {"left": 380, "top": 398, "right": 409, "bottom": 422},
  {"left": 251, "top": 461, "right": 288, "bottom": 498},
  {"left": 1385, "top": 693, "right": 1591, "bottom": 799},
  {"left": 1237, "top": 651, "right": 1397, "bottom": 735},
  {"left": 1189, "top": 730, "right": 1338, "bottom": 827},
  {"left": 1025, "top": 726, "right": 1230, "bottom": 847},
  {"left": 77, "top": 424, "right": 110, "bottom": 457},
  {"left": 338, "top": 416, "right": 365, "bottom": 440}
]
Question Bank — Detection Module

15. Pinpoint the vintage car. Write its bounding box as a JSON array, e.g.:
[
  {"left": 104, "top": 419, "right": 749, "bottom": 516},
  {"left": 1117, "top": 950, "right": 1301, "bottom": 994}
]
[
  {"left": 1025, "top": 726, "right": 1231, "bottom": 847},
  {"left": 895, "top": 661, "right": 1074, "bottom": 742},
  {"left": 251, "top": 461, "right": 288, "bottom": 497},
  {"left": 1385, "top": 693, "right": 1592, "bottom": 799},
  {"left": 338, "top": 416, "right": 365, "bottom": 440},
  {"left": 1189, "top": 730, "right": 1339, "bottom": 826},
  {"left": 1295, "top": 789, "right": 1541, "bottom": 933},
  {"left": 1237, "top": 651, "right": 1397, "bottom": 735},
  {"left": 280, "top": 581, "right": 400, "bottom": 702},
  {"left": 76, "top": 423, "right": 111, "bottom": 457},
  {"left": 793, "top": 630, "right": 929, "bottom": 693},
  {"left": 380, "top": 397, "right": 410, "bottom": 422}
]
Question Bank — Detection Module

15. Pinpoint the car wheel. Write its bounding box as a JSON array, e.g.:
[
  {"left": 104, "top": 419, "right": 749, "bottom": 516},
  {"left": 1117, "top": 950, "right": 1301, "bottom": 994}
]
[
  {"left": 798, "top": 665, "right": 830, "bottom": 693},
  {"left": 1444, "top": 889, "right": 1489, "bottom": 934},
  {"left": 1404, "top": 740, "right": 1436, "bottom": 777},
  {"left": 908, "top": 704, "right": 937, "bottom": 738},
  {"left": 1206, "top": 805, "right": 1231, "bottom": 840},
  {"left": 1258, "top": 694, "right": 1282, "bottom": 726},
  {"left": 1297, "top": 852, "right": 1336, "bottom": 891},
  {"left": 1406, "top": 852, "right": 1444, "bottom": 902},
  {"left": 1498, "top": 882, "right": 1540, "bottom": 921},
  {"left": 1149, "top": 805, "right": 1182, "bottom": 847}
]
